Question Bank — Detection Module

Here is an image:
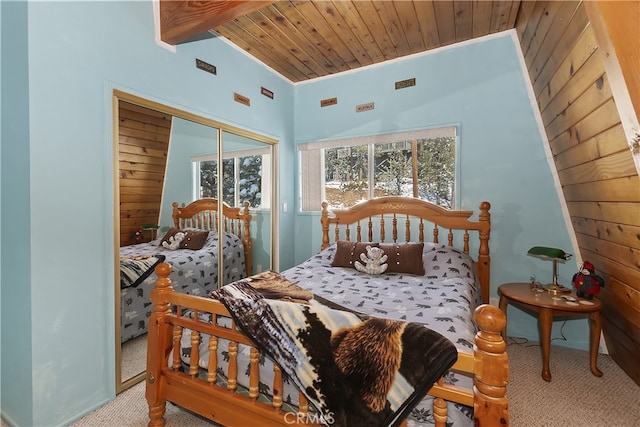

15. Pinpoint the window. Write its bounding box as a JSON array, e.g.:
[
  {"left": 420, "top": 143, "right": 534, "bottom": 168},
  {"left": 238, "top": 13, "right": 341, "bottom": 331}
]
[
  {"left": 299, "top": 126, "right": 457, "bottom": 210},
  {"left": 192, "top": 147, "right": 271, "bottom": 209}
]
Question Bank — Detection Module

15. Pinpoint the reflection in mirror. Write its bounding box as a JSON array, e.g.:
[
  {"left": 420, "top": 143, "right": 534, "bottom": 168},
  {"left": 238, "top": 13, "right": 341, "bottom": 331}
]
[
  {"left": 113, "top": 91, "right": 278, "bottom": 393},
  {"left": 116, "top": 100, "right": 171, "bottom": 392},
  {"left": 222, "top": 131, "right": 273, "bottom": 276},
  {"left": 190, "top": 131, "right": 273, "bottom": 275}
]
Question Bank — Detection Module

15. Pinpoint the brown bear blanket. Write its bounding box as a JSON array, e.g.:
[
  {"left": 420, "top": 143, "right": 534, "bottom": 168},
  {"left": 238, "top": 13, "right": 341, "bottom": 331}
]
[{"left": 211, "top": 272, "right": 458, "bottom": 427}]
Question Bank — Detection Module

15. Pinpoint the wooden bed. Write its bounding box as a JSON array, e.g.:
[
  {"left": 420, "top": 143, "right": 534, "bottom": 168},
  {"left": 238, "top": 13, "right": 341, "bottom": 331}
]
[
  {"left": 170, "top": 198, "right": 253, "bottom": 277},
  {"left": 145, "top": 197, "right": 509, "bottom": 426},
  {"left": 119, "top": 198, "right": 253, "bottom": 343}
]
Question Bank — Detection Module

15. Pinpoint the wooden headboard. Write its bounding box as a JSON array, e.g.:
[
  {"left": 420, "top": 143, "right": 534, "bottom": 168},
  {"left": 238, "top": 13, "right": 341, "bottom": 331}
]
[
  {"left": 172, "top": 198, "right": 253, "bottom": 276},
  {"left": 320, "top": 196, "right": 491, "bottom": 303}
]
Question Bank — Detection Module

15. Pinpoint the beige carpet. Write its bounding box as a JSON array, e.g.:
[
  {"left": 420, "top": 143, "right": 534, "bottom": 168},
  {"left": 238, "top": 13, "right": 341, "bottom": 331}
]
[
  {"left": 3, "top": 338, "right": 638, "bottom": 426},
  {"left": 69, "top": 382, "right": 215, "bottom": 427},
  {"left": 71, "top": 337, "right": 640, "bottom": 427},
  {"left": 506, "top": 337, "right": 640, "bottom": 427},
  {"left": 121, "top": 335, "right": 147, "bottom": 381}
]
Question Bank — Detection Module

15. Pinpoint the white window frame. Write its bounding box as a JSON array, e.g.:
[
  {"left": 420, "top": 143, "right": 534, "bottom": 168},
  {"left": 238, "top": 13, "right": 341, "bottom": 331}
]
[
  {"left": 298, "top": 126, "right": 458, "bottom": 211},
  {"left": 191, "top": 147, "right": 271, "bottom": 209}
]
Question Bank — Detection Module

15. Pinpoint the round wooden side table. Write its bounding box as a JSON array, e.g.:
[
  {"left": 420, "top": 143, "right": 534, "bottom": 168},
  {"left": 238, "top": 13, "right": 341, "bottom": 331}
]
[{"left": 498, "top": 282, "right": 603, "bottom": 382}]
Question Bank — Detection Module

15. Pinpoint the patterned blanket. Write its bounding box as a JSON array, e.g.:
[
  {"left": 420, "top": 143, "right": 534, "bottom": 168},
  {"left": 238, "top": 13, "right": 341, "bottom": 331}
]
[
  {"left": 120, "top": 254, "right": 165, "bottom": 289},
  {"left": 212, "top": 272, "right": 458, "bottom": 427}
]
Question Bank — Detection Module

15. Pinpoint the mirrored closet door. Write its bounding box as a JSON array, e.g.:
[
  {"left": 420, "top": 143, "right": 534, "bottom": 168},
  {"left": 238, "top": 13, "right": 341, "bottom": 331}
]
[{"left": 113, "top": 90, "right": 277, "bottom": 392}]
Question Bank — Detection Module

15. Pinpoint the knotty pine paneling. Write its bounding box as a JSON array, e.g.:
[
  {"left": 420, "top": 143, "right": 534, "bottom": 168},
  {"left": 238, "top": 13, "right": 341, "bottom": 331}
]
[
  {"left": 562, "top": 176, "right": 639, "bottom": 203},
  {"left": 581, "top": 247, "right": 640, "bottom": 291},
  {"left": 595, "top": 0, "right": 640, "bottom": 131},
  {"left": 605, "top": 280, "right": 640, "bottom": 323},
  {"left": 516, "top": 0, "right": 640, "bottom": 385},
  {"left": 535, "top": 26, "right": 599, "bottom": 113},
  {"left": 201, "top": 1, "right": 520, "bottom": 82},
  {"left": 566, "top": 201, "right": 639, "bottom": 227},
  {"left": 118, "top": 101, "right": 171, "bottom": 246},
  {"left": 554, "top": 124, "right": 628, "bottom": 171},
  {"left": 600, "top": 309, "right": 639, "bottom": 359},
  {"left": 549, "top": 101, "right": 622, "bottom": 155},
  {"left": 557, "top": 150, "right": 637, "bottom": 186},
  {"left": 571, "top": 217, "right": 640, "bottom": 251},
  {"left": 601, "top": 316, "right": 640, "bottom": 384}
]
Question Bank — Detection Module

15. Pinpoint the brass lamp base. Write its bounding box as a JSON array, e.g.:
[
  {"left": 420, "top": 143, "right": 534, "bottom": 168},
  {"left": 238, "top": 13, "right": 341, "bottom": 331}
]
[{"left": 544, "top": 284, "right": 572, "bottom": 295}]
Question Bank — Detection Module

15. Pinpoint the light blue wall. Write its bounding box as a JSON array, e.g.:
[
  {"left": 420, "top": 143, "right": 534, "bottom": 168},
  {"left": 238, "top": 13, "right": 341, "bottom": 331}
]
[
  {"left": 292, "top": 34, "right": 586, "bottom": 351},
  {"left": 0, "top": 3, "right": 591, "bottom": 426},
  {"left": 1, "top": 1, "right": 292, "bottom": 425},
  {"left": 1, "top": 2, "right": 34, "bottom": 426},
  {"left": 161, "top": 117, "right": 220, "bottom": 228}
]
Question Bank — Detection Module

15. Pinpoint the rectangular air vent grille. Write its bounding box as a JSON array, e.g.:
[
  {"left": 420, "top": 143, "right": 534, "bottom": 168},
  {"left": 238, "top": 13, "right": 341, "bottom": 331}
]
[
  {"left": 395, "top": 78, "right": 416, "bottom": 90},
  {"left": 234, "top": 93, "right": 250, "bottom": 106},
  {"left": 196, "top": 59, "right": 216, "bottom": 75},
  {"left": 356, "top": 102, "right": 374, "bottom": 112}
]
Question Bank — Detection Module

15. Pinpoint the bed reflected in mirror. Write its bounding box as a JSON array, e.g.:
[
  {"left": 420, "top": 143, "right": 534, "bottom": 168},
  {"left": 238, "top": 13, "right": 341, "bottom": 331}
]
[{"left": 114, "top": 91, "right": 277, "bottom": 393}]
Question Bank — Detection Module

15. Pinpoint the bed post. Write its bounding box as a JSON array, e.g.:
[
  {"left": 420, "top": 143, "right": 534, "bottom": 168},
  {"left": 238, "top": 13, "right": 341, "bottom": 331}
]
[
  {"left": 473, "top": 304, "right": 509, "bottom": 426},
  {"left": 171, "top": 202, "right": 180, "bottom": 229},
  {"left": 242, "top": 201, "right": 253, "bottom": 276},
  {"left": 320, "top": 201, "right": 330, "bottom": 250},
  {"left": 146, "top": 263, "right": 173, "bottom": 427},
  {"left": 477, "top": 201, "right": 491, "bottom": 304}
]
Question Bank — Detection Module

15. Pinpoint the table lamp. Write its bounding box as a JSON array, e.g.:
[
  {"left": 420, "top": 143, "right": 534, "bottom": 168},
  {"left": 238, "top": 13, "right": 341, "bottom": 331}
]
[{"left": 527, "top": 246, "right": 573, "bottom": 295}]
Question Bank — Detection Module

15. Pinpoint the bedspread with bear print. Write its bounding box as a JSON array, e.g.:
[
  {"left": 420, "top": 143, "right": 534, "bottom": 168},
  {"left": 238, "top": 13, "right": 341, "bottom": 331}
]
[{"left": 212, "top": 277, "right": 458, "bottom": 427}]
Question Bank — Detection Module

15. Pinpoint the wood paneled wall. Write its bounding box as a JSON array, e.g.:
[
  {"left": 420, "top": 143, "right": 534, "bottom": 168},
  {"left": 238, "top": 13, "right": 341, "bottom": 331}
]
[
  {"left": 515, "top": 1, "right": 640, "bottom": 384},
  {"left": 118, "top": 101, "right": 172, "bottom": 246}
]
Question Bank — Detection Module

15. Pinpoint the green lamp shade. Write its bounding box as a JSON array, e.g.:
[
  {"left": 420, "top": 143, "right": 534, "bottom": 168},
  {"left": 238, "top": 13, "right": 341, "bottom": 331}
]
[{"left": 527, "top": 246, "right": 572, "bottom": 261}]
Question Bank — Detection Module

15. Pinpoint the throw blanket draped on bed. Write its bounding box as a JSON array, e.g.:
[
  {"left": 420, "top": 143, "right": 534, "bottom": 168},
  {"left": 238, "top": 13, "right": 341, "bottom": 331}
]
[
  {"left": 211, "top": 272, "right": 458, "bottom": 427},
  {"left": 120, "top": 255, "right": 165, "bottom": 289}
]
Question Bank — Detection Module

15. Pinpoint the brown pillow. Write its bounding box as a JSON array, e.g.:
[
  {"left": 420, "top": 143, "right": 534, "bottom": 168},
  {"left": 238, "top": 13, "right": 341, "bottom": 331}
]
[
  {"left": 331, "top": 241, "right": 379, "bottom": 269},
  {"left": 379, "top": 242, "right": 425, "bottom": 275},
  {"left": 179, "top": 229, "right": 209, "bottom": 250},
  {"left": 158, "top": 227, "right": 179, "bottom": 247}
]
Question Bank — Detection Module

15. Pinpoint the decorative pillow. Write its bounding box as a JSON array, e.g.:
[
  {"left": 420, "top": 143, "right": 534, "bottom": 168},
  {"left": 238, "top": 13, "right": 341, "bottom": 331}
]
[
  {"left": 379, "top": 242, "right": 425, "bottom": 275},
  {"left": 331, "top": 241, "right": 379, "bottom": 269},
  {"left": 179, "top": 229, "right": 210, "bottom": 250},
  {"left": 158, "top": 227, "right": 179, "bottom": 247}
]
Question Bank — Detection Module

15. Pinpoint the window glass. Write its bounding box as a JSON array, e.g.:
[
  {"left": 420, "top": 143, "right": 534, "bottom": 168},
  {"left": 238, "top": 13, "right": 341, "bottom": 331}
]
[
  {"left": 193, "top": 152, "right": 267, "bottom": 209},
  {"left": 238, "top": 155, "right": 263, "bottom": 207},
  {"left": 325, "top": 145, "right": 369, "bottom": 208},
  {"left": 299, "top": 127, "right": 456, "bottom": 210}
]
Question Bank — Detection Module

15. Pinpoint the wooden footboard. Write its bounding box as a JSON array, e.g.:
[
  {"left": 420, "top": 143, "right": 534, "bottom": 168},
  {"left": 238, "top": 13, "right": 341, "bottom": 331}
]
[{"left": 146, "top": 263, "right": 509, "bottom": 427}]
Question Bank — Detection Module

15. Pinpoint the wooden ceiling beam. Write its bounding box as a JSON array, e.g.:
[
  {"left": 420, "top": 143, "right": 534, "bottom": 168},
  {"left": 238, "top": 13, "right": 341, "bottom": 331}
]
[{"left": 160, "top": 0, "right": 277, "bottom": 45}]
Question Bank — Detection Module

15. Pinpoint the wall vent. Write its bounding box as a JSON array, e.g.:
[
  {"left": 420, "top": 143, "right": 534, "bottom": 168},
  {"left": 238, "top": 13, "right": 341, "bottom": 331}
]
[
  {"left": 261, "top": 87, "right": 274, "bottom": 99},
  {"left": 195, "top": 59, "right": 217, "bottom": 75},
  {"left": 395, "top": 78, "right": 416, "bottom": 90},
  {"left": 356, "top": 102, "right": 374, "bottom": 112},
  {"left": 320, "top": 97, "right": 338, "bottom": 107},
  {"left": 234, "top": 93, "right": 250, "bottom": 106}
]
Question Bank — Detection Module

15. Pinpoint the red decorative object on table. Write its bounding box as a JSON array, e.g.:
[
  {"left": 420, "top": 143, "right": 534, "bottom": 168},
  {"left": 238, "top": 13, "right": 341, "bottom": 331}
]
[
  {"left": 131, "top": 228, "right": 144, "bottom": 243},
  {"left": 572, "top": 261, "right": 605, "bottom": 299}
]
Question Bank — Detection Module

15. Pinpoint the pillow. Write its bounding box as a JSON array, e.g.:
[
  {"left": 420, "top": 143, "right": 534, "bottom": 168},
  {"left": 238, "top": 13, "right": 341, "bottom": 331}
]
[
  {"left": 379, "top": 242, "right": 425, "bottom": 275},
  {"left": 158, "top": 227, "right": 179, "bottom": 247},
  {"left": 179, "top": 229, "right": 210, "bottom": 250},
  {"left": 331, "top": 241, "right": 379, "bottom": 269},
  {"left": 422, "top": 243, "right": 476, "bottom": 279}
]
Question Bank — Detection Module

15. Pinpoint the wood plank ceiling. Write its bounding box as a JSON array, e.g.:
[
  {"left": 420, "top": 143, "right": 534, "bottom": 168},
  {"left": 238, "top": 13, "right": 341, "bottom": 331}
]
[{"left": 160, "top": 0, "right": 522, "bottom": 82}]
